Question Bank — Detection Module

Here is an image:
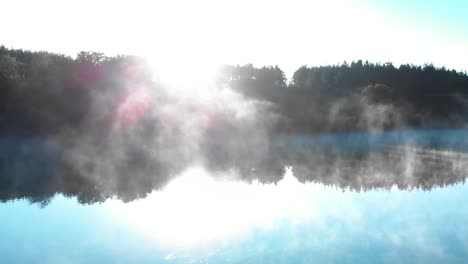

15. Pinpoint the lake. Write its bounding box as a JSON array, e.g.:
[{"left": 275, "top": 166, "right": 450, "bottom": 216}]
[{"left": 1, "top": 129, "right": 468, "bottom": 263}]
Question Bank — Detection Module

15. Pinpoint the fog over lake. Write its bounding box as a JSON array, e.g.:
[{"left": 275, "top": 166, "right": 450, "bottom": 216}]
[
  {"left": 2, "top": 23, "right": 468, "bottom": 261},
  {"left": 1, "top": 129, "right": 468, "bottom": 263}
]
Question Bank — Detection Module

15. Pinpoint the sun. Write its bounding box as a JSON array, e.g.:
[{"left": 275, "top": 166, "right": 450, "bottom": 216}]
[{"left": 144, "top": 48, "right": 222, "bottom": 100}]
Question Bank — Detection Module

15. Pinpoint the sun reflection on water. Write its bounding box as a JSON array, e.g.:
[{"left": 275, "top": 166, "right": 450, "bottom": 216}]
[{"left": 106, "top": 167, "right": 321, "bottom": 247}]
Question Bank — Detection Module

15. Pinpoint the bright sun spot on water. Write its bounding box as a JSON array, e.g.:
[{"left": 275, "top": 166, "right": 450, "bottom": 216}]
[{"left": 106, "top": 167, "right": 323, "bottom": 248}]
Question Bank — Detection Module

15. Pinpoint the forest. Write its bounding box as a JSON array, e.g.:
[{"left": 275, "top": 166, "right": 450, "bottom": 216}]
[
  {"left": 2, "top": 46, "right": 468, "bottom": 137},
  {"left": 218, "top": 62, "right": 468, "bottom": 133},
  {"left": 1, "top": 45, "right": 468, "bottom": 204}
]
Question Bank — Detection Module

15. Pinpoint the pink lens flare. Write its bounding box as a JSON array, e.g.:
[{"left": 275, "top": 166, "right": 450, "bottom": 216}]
[{"left": 113, "top": 85, "right": 151, "bottom": 130}]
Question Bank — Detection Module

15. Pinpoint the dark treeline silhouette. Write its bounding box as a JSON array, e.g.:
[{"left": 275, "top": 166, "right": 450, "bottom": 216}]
[
  {"left": 217, "top": 62, "right": 468, "bottom": 133},
  {"left": 1, "top": 45, "right": 468, "bottom": 205}
]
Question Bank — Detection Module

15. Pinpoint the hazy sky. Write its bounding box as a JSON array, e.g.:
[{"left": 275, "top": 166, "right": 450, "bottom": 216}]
[{"left": 1, "top": 0, "right": 467, "bottom": 78}]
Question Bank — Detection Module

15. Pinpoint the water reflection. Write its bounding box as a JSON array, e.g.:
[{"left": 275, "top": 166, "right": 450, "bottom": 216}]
[
  {"left": 1, "top": 169, "right": 467, "bottom": 263},
  {"left": 1, "top": 129, "right": 468, "bottom": 204},
  {"left": 106, "top": 167, "right": 314, "bottom": 247}
]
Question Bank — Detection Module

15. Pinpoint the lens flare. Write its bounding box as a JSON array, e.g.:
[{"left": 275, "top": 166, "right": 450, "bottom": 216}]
[{"left": 112, "top": 85, "right": 151, "bottom": 129}]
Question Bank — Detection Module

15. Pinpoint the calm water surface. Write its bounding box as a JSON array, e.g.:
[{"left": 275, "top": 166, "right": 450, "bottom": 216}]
[{"left": 1, "top": 129, "right": 468, "bottom": 263}]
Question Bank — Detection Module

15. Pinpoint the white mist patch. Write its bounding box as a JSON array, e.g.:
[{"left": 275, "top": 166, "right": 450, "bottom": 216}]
[{"left": 105, "top": 167, "right": 323, "bottom": 248}]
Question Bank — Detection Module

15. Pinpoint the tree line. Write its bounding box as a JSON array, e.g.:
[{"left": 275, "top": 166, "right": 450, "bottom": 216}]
[
  {"left": 217, "top": 61, "right": 468, "bottom": 133},
  {"left": 1, "top": 45, "right": 468, "bottom": 204},
  {"left": 2, "top": 45, "right": 468, "bottom": 136}
]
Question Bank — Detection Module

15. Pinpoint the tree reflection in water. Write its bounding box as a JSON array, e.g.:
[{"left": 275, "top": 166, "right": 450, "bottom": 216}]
[{"left": 1, "top": 132, "right": 468, "bottom": 205}]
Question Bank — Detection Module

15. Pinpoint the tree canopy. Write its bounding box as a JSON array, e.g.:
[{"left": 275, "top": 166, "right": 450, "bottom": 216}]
[
  {"left": 1, "top": 45, "right": 468, "bottom": 205},
  {"left": 217, "top": 60, "right": 468, "bottom": 133}
]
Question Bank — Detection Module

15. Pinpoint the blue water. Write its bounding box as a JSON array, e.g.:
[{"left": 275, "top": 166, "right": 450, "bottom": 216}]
[
  {"left": 1, "top": 129, "right": 468, "bottom": 263},
  {"left": 1, "top": 182, "right": 467, "bottom": 263},
  {"left": 281, "top": 128, "right": 468, "bottom": 153}
]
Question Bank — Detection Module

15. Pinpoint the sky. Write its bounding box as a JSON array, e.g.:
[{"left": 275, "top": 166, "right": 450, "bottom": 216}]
[{"left": 1, "top": 0, "right": 467, "bottom": 78}]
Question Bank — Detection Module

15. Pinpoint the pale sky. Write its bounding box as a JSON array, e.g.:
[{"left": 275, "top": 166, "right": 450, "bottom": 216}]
[{"left": 1, "top": 0, "right": 467, "bottom": 79}]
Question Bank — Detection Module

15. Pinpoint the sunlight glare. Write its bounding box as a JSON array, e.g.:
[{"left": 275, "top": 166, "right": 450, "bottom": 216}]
[
  {"left": 106, "top": 167, "right": 323, "bottom": 248},
  {"left": 146, "top": 51, "right": 220, "bottom": 100}
]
